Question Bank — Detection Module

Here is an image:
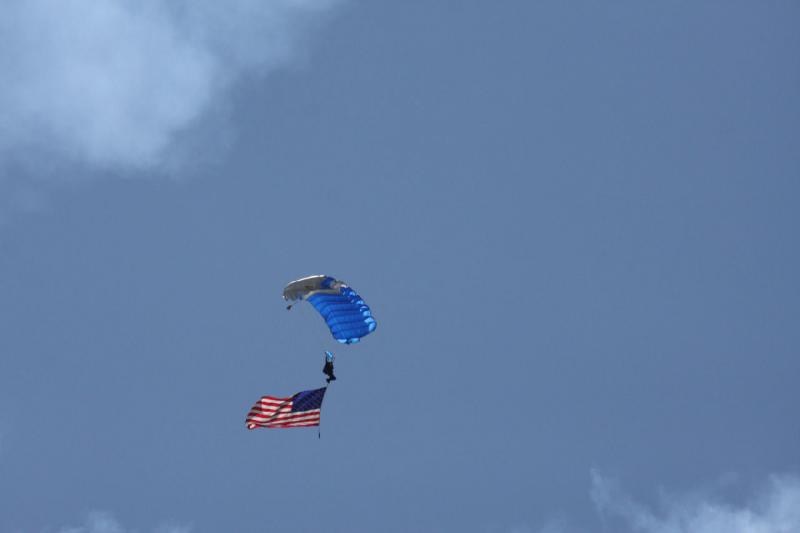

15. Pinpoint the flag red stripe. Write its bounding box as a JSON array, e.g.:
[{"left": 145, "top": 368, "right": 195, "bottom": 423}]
[
  {"left": 246, "top": 412, "right": 321, "bottom": 425},
  {"left": 259, "top": 419, "right": 320, "bottom": 428},
  {"left": 247, "top": 418, "right": 321, "bottom": 428},
  {"left": 259, "top": 398, "right": 292, "bottom": 405}
]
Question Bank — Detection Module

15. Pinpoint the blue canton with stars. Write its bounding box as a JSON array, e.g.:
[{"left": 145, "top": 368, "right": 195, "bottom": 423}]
[{"left": 291, "top": 387, "right": 327, "bottom": 412}]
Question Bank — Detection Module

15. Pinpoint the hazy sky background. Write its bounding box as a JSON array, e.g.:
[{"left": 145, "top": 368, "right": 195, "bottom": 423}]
[{"left": 1, "top": 1, "right": 798, "bottom": 532}]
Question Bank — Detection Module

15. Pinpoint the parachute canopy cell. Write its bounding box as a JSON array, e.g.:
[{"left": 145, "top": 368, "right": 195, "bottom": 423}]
[{"left": 283, "top": 275, "right": 377, "bottom": 344}]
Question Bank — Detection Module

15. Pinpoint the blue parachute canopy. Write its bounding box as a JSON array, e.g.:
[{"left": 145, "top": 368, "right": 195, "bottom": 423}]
[{"left": 283, "top": 275, "right": 377, "bottom": 344}]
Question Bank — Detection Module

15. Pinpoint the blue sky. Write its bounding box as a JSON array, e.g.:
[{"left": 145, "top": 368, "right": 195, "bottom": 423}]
[{"left": 1, "top": 2, "right": 798, "bottom": 532}]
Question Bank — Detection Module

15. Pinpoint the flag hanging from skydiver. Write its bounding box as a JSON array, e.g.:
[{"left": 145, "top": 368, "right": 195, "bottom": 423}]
[{"left": 246, "top": 387, "right": 327, "bottom": 429}]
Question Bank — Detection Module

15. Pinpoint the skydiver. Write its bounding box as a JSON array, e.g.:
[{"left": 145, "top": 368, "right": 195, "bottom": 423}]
[{"left": 323, "top": 351, "right": 336, "bottom": 383}]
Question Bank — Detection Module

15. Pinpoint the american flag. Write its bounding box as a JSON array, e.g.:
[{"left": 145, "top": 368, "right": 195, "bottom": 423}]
[{"left": 246, "top": 387, "right": 327, "bottom": 429}]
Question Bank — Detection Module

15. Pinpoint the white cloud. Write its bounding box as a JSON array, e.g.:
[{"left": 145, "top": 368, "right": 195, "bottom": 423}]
[
  {"left": 56, "top": 511, "right": 190, "bottom": 533},
  {"left": 590, "top": 470, "right": 800, "bottom": 533},
  {"left": 0, "top": 0, "right": 340, "bottom": 172}
]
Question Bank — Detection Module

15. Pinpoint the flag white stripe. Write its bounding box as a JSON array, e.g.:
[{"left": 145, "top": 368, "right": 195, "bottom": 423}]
[{"left": 247, "top": 410, "right": 321, "bottom": 423}]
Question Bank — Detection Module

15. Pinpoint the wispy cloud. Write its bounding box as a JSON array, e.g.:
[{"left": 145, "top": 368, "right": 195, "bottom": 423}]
[
  {"left": 0, "top": 0, "right": 340, "bottom": 173},
  {"left": 590, "top": 470, "right": 800, "bottom": 533},
  {"left": 501, "top": 472, "right": 800, "bottom": 533},
  {"left": 56, "top": 511, "right": 189, "bottom": 533}
]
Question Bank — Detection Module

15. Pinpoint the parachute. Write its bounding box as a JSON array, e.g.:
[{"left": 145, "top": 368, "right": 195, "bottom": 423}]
[{"left": 283, "top": 275, "right": 377, "bottom": 344}]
